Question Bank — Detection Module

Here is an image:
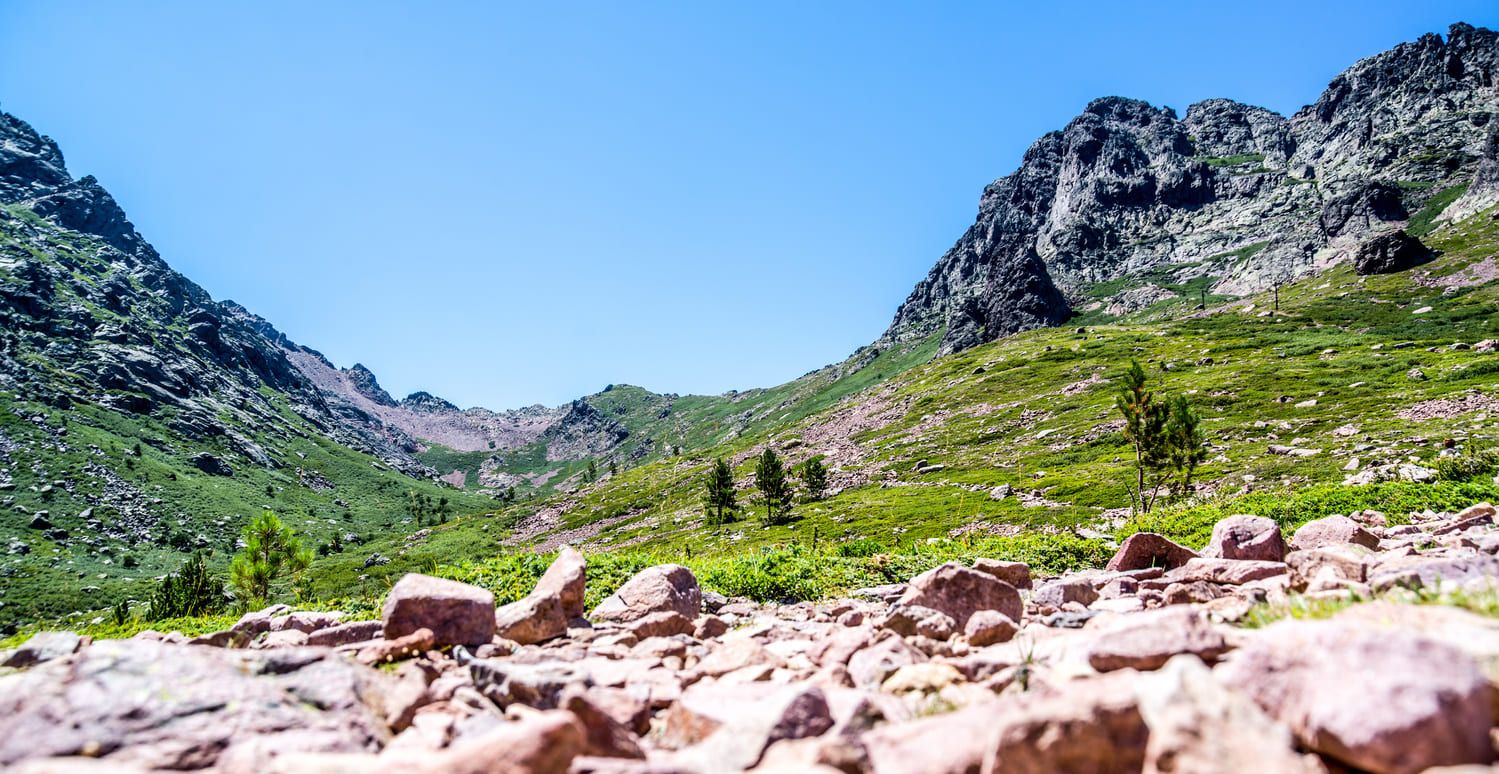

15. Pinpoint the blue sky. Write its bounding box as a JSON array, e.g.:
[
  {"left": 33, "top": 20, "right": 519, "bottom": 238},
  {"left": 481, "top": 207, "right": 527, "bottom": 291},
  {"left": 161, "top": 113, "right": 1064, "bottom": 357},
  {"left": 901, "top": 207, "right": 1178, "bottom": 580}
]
[{"left": 1, "top": 2, "right": 1492, "bottom": 409}]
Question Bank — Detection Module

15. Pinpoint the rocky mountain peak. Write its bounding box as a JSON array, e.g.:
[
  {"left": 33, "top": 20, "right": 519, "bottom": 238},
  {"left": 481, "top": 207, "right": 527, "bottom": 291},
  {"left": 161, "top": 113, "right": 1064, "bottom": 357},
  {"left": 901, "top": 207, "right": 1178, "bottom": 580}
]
[
  {"left": 882, "top": 23, "right": 1499, "bottom": 355},
  {"left": 346, "top": 363, "right": 396, "bottom": 407},
  {"left": 401, "top": 391, "right": 460, "bottom": 414}
]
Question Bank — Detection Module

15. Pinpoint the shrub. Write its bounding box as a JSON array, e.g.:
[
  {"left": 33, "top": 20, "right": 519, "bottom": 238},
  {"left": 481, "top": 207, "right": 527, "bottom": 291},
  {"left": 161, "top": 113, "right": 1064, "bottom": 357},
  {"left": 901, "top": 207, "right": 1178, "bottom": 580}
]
[
  {"left": 148, "top": 553, "right": 225, "bottom": 620},
  {"left": 1438, "top": 446, "right": 1498, "bottom": 483}
]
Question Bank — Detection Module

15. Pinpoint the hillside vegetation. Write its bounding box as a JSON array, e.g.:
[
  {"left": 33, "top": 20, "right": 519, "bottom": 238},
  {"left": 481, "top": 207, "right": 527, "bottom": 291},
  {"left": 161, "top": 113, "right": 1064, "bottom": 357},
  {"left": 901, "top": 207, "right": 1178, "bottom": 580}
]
[{"left": 297, "top": 205, "right": 1499, "bottom": 608}]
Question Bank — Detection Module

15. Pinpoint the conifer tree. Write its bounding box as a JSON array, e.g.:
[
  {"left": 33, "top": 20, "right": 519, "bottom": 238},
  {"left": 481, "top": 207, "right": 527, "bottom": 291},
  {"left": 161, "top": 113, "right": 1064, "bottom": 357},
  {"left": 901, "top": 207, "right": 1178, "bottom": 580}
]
[
  {"left": 798, "top": 456, "right": 828, "bottom": 502},
  {"left": 755, "top": 448, "right": 794, "bottom": 525},
  {"left": 1115, "top": 360, "right": 1170, "bottom": 514},
  {"left": 230, "top": 511, "right": 312, "bottom": 605},
  {"left": 1165, "top": 393, "right": 1207, "bottom": 498},
  {"left": 585, "top": 459, "right": 598, "bottom": 482},
  {"left": 703, "top": 457, "right": 738, "bottom": 528}
]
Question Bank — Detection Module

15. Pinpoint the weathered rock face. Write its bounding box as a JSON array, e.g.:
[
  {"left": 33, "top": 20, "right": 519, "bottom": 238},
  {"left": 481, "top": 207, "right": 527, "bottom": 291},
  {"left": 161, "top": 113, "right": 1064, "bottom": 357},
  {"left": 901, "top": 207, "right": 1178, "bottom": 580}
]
[{"left": 882, "top": 23, "right": 1499, "bottom": 354}]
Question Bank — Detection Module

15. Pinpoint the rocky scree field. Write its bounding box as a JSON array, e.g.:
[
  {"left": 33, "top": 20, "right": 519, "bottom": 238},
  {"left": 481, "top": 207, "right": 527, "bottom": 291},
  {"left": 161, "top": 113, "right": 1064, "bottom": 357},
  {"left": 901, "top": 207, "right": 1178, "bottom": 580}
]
[{"left": 5, "top": 504, "right": 1499, "bottom": 772}]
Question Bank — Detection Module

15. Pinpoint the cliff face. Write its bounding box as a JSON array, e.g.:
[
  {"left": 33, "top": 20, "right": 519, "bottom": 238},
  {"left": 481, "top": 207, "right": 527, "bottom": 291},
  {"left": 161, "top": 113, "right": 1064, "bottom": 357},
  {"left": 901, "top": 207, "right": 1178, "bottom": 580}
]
[{"left": 883, "top": 23, "right": 1499, "bottom": 355}]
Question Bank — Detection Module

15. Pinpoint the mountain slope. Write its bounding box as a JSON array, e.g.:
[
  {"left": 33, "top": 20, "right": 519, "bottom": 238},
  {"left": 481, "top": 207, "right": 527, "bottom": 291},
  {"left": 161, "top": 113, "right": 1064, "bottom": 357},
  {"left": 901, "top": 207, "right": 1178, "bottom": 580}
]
[{"left": 0, "top": 114, "right": 501, "bottom": 631}]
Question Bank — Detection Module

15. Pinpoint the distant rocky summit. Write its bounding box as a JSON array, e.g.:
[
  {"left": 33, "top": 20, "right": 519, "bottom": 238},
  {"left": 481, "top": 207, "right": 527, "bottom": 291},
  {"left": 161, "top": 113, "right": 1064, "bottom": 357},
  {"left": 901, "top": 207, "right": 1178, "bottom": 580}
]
[{"left": 884, "top": 23, "right": 1499, "bottom": 354}]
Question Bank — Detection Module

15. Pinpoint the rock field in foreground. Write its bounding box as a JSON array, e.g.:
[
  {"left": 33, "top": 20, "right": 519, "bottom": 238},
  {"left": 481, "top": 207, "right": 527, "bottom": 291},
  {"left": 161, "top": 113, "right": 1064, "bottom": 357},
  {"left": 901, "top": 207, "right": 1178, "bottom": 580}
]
[{"left": 4, "top": 506, "right": 1499, "bottom": 773}]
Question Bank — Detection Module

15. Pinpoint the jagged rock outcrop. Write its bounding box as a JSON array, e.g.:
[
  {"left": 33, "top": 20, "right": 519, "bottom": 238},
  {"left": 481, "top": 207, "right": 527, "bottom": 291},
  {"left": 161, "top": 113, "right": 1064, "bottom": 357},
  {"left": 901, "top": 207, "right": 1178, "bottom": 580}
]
[{"left": 884, "top": 23, "right": 1499, "bottom": 354}]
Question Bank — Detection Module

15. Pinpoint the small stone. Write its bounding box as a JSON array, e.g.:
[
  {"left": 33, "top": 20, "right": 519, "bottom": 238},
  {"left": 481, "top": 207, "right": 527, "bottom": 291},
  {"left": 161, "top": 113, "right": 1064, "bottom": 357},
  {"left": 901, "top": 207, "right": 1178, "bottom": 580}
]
[{"left": 963, "top": 610, "right": 1018, "bottom": 646}]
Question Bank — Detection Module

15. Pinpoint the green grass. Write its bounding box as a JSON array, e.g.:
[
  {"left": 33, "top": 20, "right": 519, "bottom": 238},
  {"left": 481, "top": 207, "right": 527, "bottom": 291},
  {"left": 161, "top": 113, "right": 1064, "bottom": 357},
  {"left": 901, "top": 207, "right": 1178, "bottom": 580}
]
[
  {"left": 1242, "top": 585, "right": 1499, "bottom": 629},
  {"left": 1407, "top": 183, "right": 1469, "bottom": 236}
]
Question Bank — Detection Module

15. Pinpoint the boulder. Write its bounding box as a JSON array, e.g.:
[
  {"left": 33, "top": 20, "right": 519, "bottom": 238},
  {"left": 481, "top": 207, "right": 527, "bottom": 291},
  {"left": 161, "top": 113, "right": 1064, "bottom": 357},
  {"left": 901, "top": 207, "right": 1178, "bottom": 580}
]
[
  {"left": 863, "top": 672, "right": 1147, "bottom": 773},
  {"left": 882, "top": 604, "right": 957, "bottom": 640},
  {"left": 847, "top": 635, "right": 925, "bottom": 689},
  {"left": 1085, "top": 607, "right": 1231, "bottom": 672},
  {"left": 561, "top": 688, "right": 646, "bottom": 760},
  {"left": 375, "top": 710, "right": 586, "bottom": 773},
  {"left": 1218, "top": 620, "right": 1495, "bottom": 773},
  {"left": 381, "top": 573, "right": 495, "bottom": 647},
  {"left": 1287, "top": 544, "right": 1372, "bottom": 590},
  {"left": 494, "top": 593, "right": 567, "bottom": 646},
  {"left": 1, "top": 631, "right": 82, "bottom": 669},
  {"left": 1353, "top": 229, "right": 1433, "bottom": 275},
  {"left": 1202, "top": 515, "right": 1285, "bottom": 562},
  {"left": 972, "top": 558, "right": 1032, "bottom": 589},
  {"left": 1167, "top": 557, "right": 1287, "bottom": 586},
  {"left": 1368, "top": 554, "right": 1499, "bottom": 593},
  {"left": 626, "top": 610, "right": 696, "bottom": 639},
  {"left": 591, "top": 564, "right": 702, "bottom": 623},
  {"left": 663, "top": 683, "right": 834, "bottom": 771},
  {"left": 964, "top": 610, "right": 1019, "bottom": 646},
  {"left": 1106, "top": 533, "right": 1198, "bottom": 572},
  {"left": 1137, "top": 655, "right": 1321, "bottom": 773},
  {"left": 306, "top": 620, "right": 384, "bottom": 648},
  {"left": 1032, "top": 577, "right": 1099, "bottom": 608},
  {"left": 1290, "top": 515, "right": 1379, "bottom": 552},
  {"left": 896, "top": 562, "right": 1022, "bottom": 629},
  {"left": 0, "top": 639, "right": 389, "bottom": 771},
  {"left": 535, "top": 546, "right": 587, "bottom": 620}
]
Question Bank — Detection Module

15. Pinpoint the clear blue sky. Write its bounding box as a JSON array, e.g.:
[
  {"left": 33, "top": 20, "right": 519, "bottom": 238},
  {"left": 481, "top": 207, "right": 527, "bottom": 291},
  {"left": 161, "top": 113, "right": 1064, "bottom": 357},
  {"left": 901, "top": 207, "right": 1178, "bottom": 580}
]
[{"left": 1, "top": 2, "right": 1492, "bottom": 409}]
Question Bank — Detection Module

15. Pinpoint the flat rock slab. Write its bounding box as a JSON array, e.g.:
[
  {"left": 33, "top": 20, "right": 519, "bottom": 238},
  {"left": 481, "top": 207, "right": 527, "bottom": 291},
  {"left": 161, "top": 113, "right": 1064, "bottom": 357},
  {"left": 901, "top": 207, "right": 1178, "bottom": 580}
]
[
  {"left": 1106, "top": 533, "right": 1198, "bottom": 572},
  {"left": 0, "top": 639, "right": 389, "bottom": 771},
  {"left": 1086, "top": 607, "right": 1230, "bottom": 672}
]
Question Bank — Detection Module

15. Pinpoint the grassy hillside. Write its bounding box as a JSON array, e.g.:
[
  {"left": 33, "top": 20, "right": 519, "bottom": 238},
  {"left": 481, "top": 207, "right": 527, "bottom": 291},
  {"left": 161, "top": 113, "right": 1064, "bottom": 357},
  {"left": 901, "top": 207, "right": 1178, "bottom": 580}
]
[
  {"left": 414, "top": 333, "right": 943, "bottom": 498},
  {"left": 309, "top": 206, "right": 1498, "bottom": 599}
]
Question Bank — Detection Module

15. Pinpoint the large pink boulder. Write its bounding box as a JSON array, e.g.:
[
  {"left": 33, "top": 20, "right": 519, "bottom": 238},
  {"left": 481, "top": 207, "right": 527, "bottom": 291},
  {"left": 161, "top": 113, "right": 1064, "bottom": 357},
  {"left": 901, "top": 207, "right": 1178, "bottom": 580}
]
[
  {"left": 381, "top": 573, "right": 496, "bottom": 647},
  {"left": 1290, "top": 515, "right": 1379, "bottom": 552},
  {"left": 1106, "top": 533, "right": 1198, "bottom": 572},
  {"left": 591, "top": 564, "right": 702, "bottom": 623},
  {"left": 897, "top": 562, "right": 1022, "bottom": 629},
  {"left": 1218, "top": 620, "right": 1495, "bottom": 773},
  {"left": 535, "top": 546, "right": 587, "bottom": 620},
  {"left": 1203, "top": 515, "right": 1286, "bottom": 561}
]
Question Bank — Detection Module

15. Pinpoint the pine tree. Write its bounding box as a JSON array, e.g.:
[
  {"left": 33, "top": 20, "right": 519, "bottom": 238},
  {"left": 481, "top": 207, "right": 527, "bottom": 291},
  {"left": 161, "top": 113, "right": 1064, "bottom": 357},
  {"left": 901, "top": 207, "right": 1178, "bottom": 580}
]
[
  {"left": 1115, "top": 360, "right": 1171, "bottom": 514},
  {"left": 230, "top": 511, "right": 312, "bottom": 605},
  {"left": 148, "top": 552, "right": 225, "bottom": 619},
  {"left": 798, "top": 456, "right": 829, "bottom": 502},
  {"left": 608, "top": 459, "right": 619, "bottom": 477},
  {"left": 755, "top": 448, "right": 794, "bottom": 525},
  {"left": 1165, "top": 394, "right": 1207, "bottom": 499},
  {"left": 703, "top": 457, "right": 738, "bottom": 528},
  {"left": 586, "top": 459, "right": 598, "bottom": 483}
]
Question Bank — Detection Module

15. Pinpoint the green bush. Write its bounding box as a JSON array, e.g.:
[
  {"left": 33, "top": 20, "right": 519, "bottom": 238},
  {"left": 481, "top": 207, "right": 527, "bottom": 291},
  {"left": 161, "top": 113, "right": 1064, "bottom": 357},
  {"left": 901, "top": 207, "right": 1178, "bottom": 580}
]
[
  {"left": 1438, "top": 446, "right": 1498, "bottom": 483},
  {"left": 148, "top": 553, "right": 226, "bottom": 620}
]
